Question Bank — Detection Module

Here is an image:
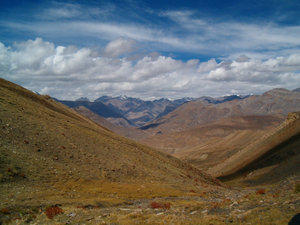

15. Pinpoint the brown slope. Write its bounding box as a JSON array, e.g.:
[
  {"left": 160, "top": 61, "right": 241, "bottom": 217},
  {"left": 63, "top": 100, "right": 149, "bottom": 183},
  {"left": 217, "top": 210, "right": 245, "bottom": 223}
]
[
  {"left": 0, "top": 78, "right": 222, "bottom": 207},
  {"left": 208, "top": 112, "right": 300, "bottom": 180},
  {"left": 140, "top": 115, "right": 284, "bottom": 169}
]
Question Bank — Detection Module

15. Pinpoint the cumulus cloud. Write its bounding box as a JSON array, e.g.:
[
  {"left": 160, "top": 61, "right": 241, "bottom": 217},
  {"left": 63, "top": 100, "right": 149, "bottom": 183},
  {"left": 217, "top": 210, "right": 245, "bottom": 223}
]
[
  {"left": 103, "top": 38, "right": 136, "bottom": 57},
  {"left": 206, "top": 54, "right": 300, "bottom": 84},
  {"left": 0, "top": 38, "right": 300, "bottom": 100}
]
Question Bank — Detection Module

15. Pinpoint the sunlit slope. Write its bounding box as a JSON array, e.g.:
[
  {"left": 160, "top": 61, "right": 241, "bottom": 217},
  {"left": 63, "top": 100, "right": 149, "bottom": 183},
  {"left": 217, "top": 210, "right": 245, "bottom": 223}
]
[
  {"left": 208, "top": 112, "right": 300, "bottom": 180},
  {"left": 0, "top": 78, "right": 221, "bottom": 187}
]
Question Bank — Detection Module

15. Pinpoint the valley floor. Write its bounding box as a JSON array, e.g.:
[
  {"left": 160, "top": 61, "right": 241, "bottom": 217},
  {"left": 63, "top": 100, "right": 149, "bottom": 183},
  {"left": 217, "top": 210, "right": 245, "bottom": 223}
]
[{"left": 1, "top": 176, "right": 299, "bottom": 225}]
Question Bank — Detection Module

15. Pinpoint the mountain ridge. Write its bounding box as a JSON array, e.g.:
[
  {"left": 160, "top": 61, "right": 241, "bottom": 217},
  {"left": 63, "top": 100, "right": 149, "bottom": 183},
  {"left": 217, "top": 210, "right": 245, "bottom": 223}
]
[{"left": 140, "top": 88, "right": 300, "bottom": 134}]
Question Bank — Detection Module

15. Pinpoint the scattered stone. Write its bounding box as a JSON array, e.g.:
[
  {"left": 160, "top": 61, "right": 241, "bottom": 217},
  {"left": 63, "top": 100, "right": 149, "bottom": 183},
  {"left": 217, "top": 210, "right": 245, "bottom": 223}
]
[
  {"left": 68, "top": 212, "right": 76, "bottom": 217},
  {"left": 230, "top": 201, "right": 238, "bottom": 208},
  {"left": 201, "top": 210, "right": 208, "bottom": 214},
  {"left": 119, "top": 208, "right": 131, "bottom": 211}
]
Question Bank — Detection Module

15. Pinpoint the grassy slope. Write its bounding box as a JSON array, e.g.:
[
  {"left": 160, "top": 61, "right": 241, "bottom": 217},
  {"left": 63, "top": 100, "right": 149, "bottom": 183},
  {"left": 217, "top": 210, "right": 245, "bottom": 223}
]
[{"left": 0, "top": 78, "right": 221, "bottom": 208}]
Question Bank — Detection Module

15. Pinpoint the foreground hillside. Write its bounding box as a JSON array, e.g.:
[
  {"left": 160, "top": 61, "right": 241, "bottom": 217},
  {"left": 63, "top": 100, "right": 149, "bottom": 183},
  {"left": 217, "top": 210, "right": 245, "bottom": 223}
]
[
  {"left": 0, "top": 79, "right": 299, "bottom": 224},
  {"left": 0, "top": 77, "right": 220, "bottom": 186}
]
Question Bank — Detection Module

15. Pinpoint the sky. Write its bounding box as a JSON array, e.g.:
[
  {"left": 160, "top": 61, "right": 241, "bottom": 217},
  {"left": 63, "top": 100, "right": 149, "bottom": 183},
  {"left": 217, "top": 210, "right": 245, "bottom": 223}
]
[{"left": 0, "top": 0, "right": 300, "bottom": 100}]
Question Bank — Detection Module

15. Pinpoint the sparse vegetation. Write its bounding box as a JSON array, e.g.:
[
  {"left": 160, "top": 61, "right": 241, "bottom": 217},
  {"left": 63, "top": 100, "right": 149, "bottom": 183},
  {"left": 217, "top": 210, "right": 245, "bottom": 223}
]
[
  {"left": 45, "top": 206, "right": 63, "bottom": 219},
  {"left": 150, "top": 202, "right": 171, "bottom": 209},
  {"left": 295, "top": 183, "right": 300, "bottom": 193},
  {"left": 256, "top": 188, "right": 266, "bottom": 195}
]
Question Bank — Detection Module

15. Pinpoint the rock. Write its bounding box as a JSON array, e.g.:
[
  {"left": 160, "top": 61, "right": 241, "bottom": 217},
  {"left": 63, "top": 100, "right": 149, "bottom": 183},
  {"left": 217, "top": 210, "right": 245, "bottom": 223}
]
[
  {"left": 68, "top": 212, "right": 76, "bottom": 217},
  {"left": 230, "top": 201, "right": 238, "bottom": 208},
  {"left": 119, "top": 208, "right": 131, "bottom": 211},
  {"left": 201, "top": 210, "right": 208, "bottom": 214},
  {"left": 190, "top": 211, "right": 197, "bottom": 215}
]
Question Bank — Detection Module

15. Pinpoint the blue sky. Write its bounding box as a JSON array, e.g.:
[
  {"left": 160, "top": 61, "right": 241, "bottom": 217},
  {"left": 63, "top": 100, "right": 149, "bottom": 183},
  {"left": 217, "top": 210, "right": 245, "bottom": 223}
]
[{"left": 0, "top": 0, "right": 300, "bottom": 100}]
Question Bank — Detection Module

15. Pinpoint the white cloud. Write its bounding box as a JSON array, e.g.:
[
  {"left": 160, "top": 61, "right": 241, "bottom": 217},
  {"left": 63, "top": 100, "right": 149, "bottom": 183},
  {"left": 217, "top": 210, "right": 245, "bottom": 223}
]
[
  {"left": 103, "top": 38, "right": 136, "bottom": 57},
  {"left": 131, "top": 56, "right": 184, "bottom": 81},
  {"left": 4, "top": 14, "right": 300, "bottom": 60},
  {"left": 197, "top": 59, "right": 218, "bottom": 73},
  {"left": 206, "top": 55, "right": 300, "bottom": 84},
  {"left": 38, "top": 3, "right": 82, "bottom": 20},
  {"left": 0, "top": 38, "right": 300, "bottom": 100},
  {"left": 161, "top": 10, "right": 206, "bottom": 30}
]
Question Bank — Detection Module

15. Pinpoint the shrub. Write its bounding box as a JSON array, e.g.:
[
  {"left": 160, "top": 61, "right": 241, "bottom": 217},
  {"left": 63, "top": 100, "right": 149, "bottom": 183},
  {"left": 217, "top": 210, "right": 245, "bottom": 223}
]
[
  {"left": 0, "top": 208, "right": 10, "bottom": 214},
  {"left": 19, "top": 173, "right": 26, "bottom": 178},
  {"left": 45, "top": 206, "right": 63, "bottom": 219},
  {"left": 256, "top": 189, "right": 266, "bottom": 195},
  {"left": 150, "top": 202, "right": 171, "bottom": 210}
]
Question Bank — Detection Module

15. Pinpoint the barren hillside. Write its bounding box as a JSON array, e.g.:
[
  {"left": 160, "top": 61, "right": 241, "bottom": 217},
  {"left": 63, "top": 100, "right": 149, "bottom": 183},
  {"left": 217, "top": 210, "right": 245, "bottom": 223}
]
[{"left": 0, "top": 78, "right": 221, "bottom": 208}]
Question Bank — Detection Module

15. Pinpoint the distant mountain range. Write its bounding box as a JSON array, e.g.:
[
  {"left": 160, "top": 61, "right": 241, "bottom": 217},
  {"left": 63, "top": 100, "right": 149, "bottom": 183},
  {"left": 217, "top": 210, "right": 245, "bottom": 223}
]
[
  {"left": 59, "top": 96, "right": 194, "bottom": 127},
  {"left": 58, "top": 94, "right": 255, "bottom": 127},
  {"left": 138, "top": 88, "right": 300, "bottom": 173},
  {"left": 57, "top": 98, "right": 134, "bottom": 127},
  {"left": 140, "top": 88, "right": 300, "bottom": 133}
]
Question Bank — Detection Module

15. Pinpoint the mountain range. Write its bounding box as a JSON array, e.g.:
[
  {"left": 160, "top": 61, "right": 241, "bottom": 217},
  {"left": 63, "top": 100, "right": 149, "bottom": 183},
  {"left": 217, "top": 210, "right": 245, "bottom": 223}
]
[
  {"left": 139, "top": 88, "right": 300, "bottom": 170},
  {"left": 1, "top": 78, "right": 300, "bottom": 224},
  {"left": 64, "top": 87, "right": 300, "bottom": 175},
  {"left": 59, "top": 94, "right": 253, "bottom": 128}
]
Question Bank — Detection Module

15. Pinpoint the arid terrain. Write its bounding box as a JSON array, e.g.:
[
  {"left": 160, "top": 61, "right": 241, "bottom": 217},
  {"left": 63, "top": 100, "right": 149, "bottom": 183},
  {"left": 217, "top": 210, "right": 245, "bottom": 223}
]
[{"left": 1, "top": 78, "right": 300, "bottom": 224}]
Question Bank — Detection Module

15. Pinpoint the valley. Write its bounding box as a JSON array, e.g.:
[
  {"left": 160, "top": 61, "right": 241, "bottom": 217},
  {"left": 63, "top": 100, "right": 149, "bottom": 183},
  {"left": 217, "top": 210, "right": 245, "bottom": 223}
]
[{"left": 0, "top": 78, "right": 299, "bottom": 224}]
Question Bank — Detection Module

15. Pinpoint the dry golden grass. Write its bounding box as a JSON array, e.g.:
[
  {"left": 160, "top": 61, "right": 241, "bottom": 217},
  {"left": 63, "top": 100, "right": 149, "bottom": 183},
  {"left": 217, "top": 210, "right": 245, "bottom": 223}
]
[{"left": 0, "top": 78, "right": 221, "bottom": 214}]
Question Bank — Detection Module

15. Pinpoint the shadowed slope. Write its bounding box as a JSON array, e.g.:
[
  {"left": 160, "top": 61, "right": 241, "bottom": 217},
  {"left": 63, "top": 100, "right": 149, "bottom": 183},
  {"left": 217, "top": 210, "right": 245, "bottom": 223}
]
[
  {"left": 208, "top": 112, "right": 300, "bottom": 180},
  {"left": 73, "top": 105, "right": 149, "bottom": 140}
]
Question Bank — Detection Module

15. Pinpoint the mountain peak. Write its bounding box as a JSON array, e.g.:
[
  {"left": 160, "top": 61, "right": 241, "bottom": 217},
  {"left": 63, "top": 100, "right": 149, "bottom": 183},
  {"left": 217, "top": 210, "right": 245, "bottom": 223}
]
[
  {"left": 293, "top": 87, "right": 300, "bottom": 92},
  {"left": 263, "top": 88, "right": 290, "bottom": 95},
  {"left": 76, "top": 97, "right": 90, "bottom": 102}
]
